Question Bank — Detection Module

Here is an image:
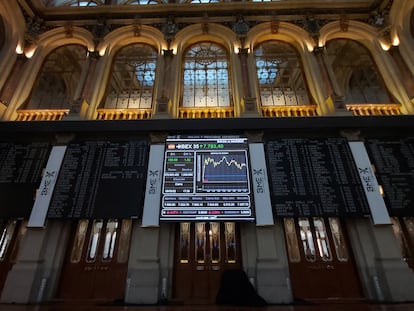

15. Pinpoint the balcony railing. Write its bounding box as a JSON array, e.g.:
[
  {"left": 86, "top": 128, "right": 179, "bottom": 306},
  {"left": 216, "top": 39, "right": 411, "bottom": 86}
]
[
  {"left": 261, "top": 105, "right": 318, "bottom": 117},
  {"left": 16, "top": 109, "right": 70, "bottom": 121},
  {"left": 179, "top": 107, "right": 234, "bottom": 118},
  {"left": 346, "top": 104, "right": 402, "bottom": 116},
  {"left": 96, "top": 108, "right": 153, "bottom": 120}
]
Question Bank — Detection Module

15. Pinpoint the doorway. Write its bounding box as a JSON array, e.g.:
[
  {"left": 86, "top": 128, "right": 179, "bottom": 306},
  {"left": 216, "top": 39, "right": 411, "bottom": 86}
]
[
  {"left": 172, "top": 222, "right": 242, "bottom": 304},
  {"left": 284, "top": 217, "right": 364, "bottom": 302},
  {"left": 391, "top": 217, "right": 414, "bottom": 270},
  {"left": 57, "top": 219, "right": 132, "bottom": 301},
  {"left": 0, "top": 220, "right": 26, "bottom": 293}
]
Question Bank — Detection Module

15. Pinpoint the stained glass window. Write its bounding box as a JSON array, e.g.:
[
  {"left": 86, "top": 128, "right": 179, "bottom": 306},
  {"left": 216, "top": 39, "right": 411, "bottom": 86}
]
[
  {"left": 70, "top": 219, "right": 89, "bottom": 263},
  {"left": 284, "top": 218, "right": 301, "bottom": 262},
  {"left": 298, "top": 218, "right": 316, "bottom": 262},
  {"left": 195, "top": 222, "right": 206, "bottom": 263},
  {"left": 254, "top": 41, "right": 310, "bottom": 106},
  {"left": 224, "top": 222, "right": 236, "bottom": 263},
  {"left": 86, "top": 219, "right": 103, "bottom": 262},
  {"left": 210, "top": 222, "right": 220, "bottom": 263},
  {"left": 104, "top": 43, "right": 157, "bottom": 109},
  {"left": 329, "top": 218, "right": 349, "bottom": 262},
  {"left": 313, "top": 217, "right": 332, "bottom": 261},
  {"left": 326, "top": 39, "right": 391, "bottom": 104},
  {"left": 26, "top": 45, "right": 87, "bottom": 110},
  {"left": 179, "top": 222, "right": 190, "bottom": 263},
  {"left": 182, "top": 42, "right": 231, "bottom": 108},
  {"left": 102, "top": 220, "right": 118, "bottom": 261}
]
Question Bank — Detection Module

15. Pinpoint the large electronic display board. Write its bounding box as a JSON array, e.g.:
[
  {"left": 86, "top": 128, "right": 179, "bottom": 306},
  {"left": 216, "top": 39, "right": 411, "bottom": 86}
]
[
  {"left": 48, "top": 140, "right": 148, "bottom": 219},
  {"left": 266, "top": 138, "right": 370, "bottom": 217},
  {"left": 366, "top": 137, "right": 414, "bottom": 216},
  {"left": 0, "top": 142, "right": 50, "bottom": 218},
  {"left": 160, "top": 136, "right": 254, "bottom": 221}
]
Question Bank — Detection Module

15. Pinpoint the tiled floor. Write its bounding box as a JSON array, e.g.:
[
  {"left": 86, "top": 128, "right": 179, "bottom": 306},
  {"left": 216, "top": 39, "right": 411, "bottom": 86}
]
[{"left": 0, "top": 303, "right": 413, "bottom": 311}]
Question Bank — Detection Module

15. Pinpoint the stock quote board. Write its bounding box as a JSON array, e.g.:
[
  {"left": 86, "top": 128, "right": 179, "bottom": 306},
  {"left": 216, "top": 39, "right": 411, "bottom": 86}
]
[
  {"left": 48, "top": 140, "right": 148, "bottom": 219},
  {"left": 160, "top": 136, "right": 254, "bottom": 221},
  {"left": 366, "top": 138, "right": 414, "bottom": 216},
  {"left": 266, "top": 138, "right": 370, "bottom": 217},
  {"left": 0, "top": 142, "right": 50, "bottom": 218}
]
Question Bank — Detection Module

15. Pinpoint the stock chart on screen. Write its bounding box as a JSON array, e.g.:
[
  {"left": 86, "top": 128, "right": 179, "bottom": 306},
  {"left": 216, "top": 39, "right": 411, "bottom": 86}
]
[{"left": 160, "top": 136, "right": 253, "bottom": 221}]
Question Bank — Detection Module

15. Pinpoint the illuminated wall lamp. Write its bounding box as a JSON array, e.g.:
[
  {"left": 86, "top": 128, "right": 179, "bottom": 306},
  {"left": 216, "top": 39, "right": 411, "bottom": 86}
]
[
  {"left": 24, "top": 46, "right": 36, "bottom": 58},
  {"left": 392, "top": 36, "right": 400, "bottom": 47},
  {"left": 15, "top": 44, "right": 24, "bottom": 54},
  {"left": 380, "top": 41, "right": 390, "bottom": 51},
  {"left": 99, "top": 46, "right": 107, "bottom": 57}
]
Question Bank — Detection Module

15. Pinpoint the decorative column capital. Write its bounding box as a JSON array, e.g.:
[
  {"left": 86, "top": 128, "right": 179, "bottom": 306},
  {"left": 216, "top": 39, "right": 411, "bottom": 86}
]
[{"left": 162, "top": 49, "right": 174, "bottom": 57}]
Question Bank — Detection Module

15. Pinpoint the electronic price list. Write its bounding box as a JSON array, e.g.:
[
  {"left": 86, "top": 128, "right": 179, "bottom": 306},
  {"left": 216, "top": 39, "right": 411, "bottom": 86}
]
[
  {"left": 266, "top": 138, "right": 369, "bottom": 217},
  {"left": 0, "top": 142, "right": 50, "bottom": 218},
  {"left": 48, "top": 140, "right": 148, "bottom": 219},
  {"left": 160, "top": 136, "right": 254, "bottom": 221},
  {"left": 366, "top": 137, "right": 414, "bottom": 216}
]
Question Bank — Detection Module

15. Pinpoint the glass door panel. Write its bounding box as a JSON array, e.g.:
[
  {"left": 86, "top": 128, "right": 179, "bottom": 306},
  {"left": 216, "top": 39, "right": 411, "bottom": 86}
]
[
  {"left": 285, "top": 217, "right": 363, "bottom": 301},
  {"left": 173, "top": 222, "right": 242, "bottom": 304},
  {"left": 58, "top": 219, "right": 132, "bottom": 300}
]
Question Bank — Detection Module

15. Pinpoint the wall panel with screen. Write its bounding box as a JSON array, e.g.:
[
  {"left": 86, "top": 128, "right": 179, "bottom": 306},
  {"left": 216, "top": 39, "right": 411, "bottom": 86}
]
[{"left": 160, "top": 136, "right": 254, "bottom": 221}]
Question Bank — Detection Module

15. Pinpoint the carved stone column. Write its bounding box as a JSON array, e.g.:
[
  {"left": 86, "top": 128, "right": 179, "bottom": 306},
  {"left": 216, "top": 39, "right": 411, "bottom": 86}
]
[
  {"left": 238, "top": 48, "right": 258, "bottom": 115},
  {"left": 155, "top": 49, "right": 174, "bottom": 118},
  {"left": 313, "top": 47, "right": 350, "bottom": 115},
  {"left": 389, "top": 46, "right": 414, "bottom": 99},
  {"left": 65, "top": 51, "right": 100, "bottom": 119},
  {"left": 0, "top": 54, "right": 27, "bottom": 107}
]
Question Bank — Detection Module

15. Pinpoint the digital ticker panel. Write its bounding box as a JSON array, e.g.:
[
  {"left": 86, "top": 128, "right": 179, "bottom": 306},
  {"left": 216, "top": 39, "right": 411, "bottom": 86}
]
[{"left": 160, "top": 136, "right": 254, "bottom": 221}]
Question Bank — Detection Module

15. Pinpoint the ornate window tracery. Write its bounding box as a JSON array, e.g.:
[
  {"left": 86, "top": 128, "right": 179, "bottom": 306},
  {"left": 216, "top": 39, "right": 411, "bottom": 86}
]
[
  {"left": 182, "top": 42, "right": 231, "bottom": 108},
  {"left": 103, "top": 43, "right": 157, "bottom": 110},
  {"left": 24, "top": 45, "right": 87, "bottom": 110},
  {"left": 326, "top": 39, "right": 392, "bottom": 105},
  {"left": 254, "top": 41, "right": 310, "bottom": 107}
]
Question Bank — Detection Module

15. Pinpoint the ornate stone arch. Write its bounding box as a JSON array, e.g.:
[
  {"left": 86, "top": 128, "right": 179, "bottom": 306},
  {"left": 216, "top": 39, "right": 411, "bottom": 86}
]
[
  {"left": 245, "top": 22, "right": 328, "bottom": 114},
  {"left": 97, "top": 24, "right": 164, "bottom": 56},
  {"left": 320, "top": 20, "right": 413, "bottom": 113},
  {"left": 319, "top": 20, "right": 386, "bottom": 54},
  {"left": 0, "top": 1, "right": 26, "bottom": 96},
  {"left": 169, "top": 23, "right": 241, "bottom": 117},
  {"left": 3, "top": 26, "right": 94, "bottom": 120},
  {"left": 389, "top": 0, "right": 414, "bottom": 75},
  {"left": 172, "top": 23, "right": 238, "bottom": 56},
  {"left": 35, "top": 26, "right": 95, "bottom": 56},
  {"left": 246, "top": 21, "right": 315, "bottom": 54},
  {"left": 87, "top": 25, "right": 163, "bottom": 118}
]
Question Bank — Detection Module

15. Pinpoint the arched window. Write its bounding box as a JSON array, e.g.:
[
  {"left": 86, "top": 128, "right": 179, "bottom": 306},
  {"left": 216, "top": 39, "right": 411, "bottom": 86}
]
[
  {"left": 325, "top": 39, "right": 392, "bottom": 105},
  {"left": 182, "top": 42, "right": 231, "bottom": 108},
  {"left": 103, "top": 43, "right": 157, "bottom": 110},
  {"left": 25, "top": 45, "right": 87, "bottom": 110},
  {"left": 254, "top": 41, "right": 311, "bottom": 107}
]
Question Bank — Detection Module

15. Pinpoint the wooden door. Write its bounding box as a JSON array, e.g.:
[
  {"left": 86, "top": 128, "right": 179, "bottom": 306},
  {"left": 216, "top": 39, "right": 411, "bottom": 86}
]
[
  {"left": 58, "top": 219, "right": 132, "bottom": 301},
  {"left": 391, "top": 217, "right": 414, "bottom": 270},
  {"left": 173, "top": 222, "right": 242, "bottom": 304},
  {"left": 284, "top": 217, "right": 364, "bottom": 302},
  {"left": 0, "top": 220, "right": 26, "bottom": 293}
]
